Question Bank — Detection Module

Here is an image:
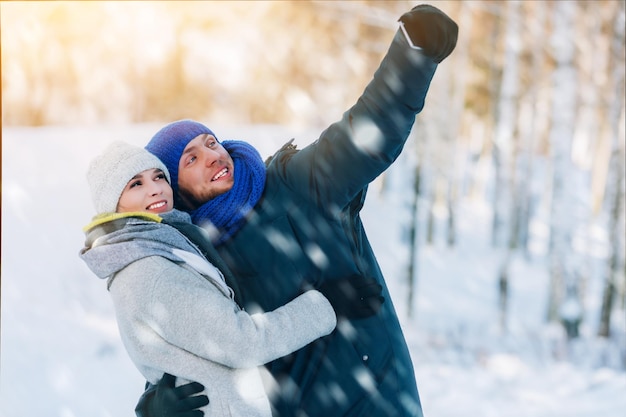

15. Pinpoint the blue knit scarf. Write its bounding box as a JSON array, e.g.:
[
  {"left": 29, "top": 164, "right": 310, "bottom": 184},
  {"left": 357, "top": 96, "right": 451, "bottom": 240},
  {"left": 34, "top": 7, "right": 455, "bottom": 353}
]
[{"left": 190, "top": 140, "right": 266, "bottom": 245}]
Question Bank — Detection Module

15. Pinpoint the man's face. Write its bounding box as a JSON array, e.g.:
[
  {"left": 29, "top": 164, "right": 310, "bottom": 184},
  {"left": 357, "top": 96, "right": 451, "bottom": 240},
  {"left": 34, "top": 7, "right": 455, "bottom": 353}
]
[{"left": 177, "top": 133, "right": 235, "bottom": 210}]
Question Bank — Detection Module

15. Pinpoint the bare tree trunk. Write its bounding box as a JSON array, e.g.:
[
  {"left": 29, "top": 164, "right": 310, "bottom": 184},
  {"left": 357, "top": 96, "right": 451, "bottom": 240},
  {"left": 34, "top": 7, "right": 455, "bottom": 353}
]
[
  {"left": 598, "top": 1, "right": 626, "bottom": 337},
  {"left": 426, "top": 180, "right": 436, "bottom": 246},
  {"left": 546, "top": 0, "right": 578, "bottom": 323},
  {"left": 407, "top": 162, "right": 421, "bottom": 319},
  {"left": 447, "top": 182, "right": 456, "bottom": 247},
  {"left": 498, "top": 251, "right": 510, "bottom": 332},
  {"left": 444, "top": 0, "right": 472, "bottom": 249},
  {"left": 487, "top": 3, "right": 504, "bottom": 247},
  {"left": 515, "top": 0, "right": 547, "bottom": 260},
  {"left": 494, "top": 0, "right": 522, "bottom": 332},
  {"left": 599, "top": 146, "right": 625, "bottom": 337}
]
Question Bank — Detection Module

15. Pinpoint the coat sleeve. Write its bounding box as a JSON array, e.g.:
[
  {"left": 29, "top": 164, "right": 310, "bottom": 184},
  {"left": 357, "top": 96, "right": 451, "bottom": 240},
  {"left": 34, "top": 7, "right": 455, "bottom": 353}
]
[
  {"left": 273, "top": 27, "right": 439, "bottom": 211},
  {"left": 110, "top": 256, "right": 337, "bottom": 369}
]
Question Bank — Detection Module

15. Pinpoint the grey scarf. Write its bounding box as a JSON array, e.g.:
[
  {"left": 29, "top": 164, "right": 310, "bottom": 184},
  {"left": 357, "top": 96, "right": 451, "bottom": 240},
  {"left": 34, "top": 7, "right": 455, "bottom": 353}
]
[{"left": 80, "top": 210, "right": 206, "bottom": 286}]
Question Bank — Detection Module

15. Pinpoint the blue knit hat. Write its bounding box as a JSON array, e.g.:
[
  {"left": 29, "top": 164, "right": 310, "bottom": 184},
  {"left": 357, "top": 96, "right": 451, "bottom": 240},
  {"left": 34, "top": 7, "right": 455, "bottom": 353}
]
[{"left": 145, "top": 120, "right": 216, "bottom": 195}]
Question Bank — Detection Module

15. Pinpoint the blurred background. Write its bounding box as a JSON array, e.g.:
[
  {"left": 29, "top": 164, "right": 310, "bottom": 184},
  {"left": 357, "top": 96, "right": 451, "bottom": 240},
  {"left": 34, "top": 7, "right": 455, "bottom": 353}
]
[
  {"left": 4, "top": 0, "right": 625, "bottom": 340},
  {"left": 2, "top": 1, "right": 626, "bottom": 416},
  {"left": 3, "top": 0, "right": 412, "bottom": 127}
]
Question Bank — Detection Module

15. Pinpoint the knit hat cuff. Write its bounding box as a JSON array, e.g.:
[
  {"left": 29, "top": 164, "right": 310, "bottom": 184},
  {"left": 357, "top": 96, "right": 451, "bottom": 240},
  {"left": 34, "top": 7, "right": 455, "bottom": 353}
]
[
  {"left": 87, "top": 141, "right": 171, "bottom": 214},
  {"left": 145, "top": 120, "right": 215, "bottom": 194}
]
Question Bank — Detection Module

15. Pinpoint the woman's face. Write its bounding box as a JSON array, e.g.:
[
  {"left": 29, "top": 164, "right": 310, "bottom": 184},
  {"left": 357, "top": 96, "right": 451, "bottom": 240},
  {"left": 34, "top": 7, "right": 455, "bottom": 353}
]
[{"left": 116, "top": 168, "right": 174, "bottom": 214}]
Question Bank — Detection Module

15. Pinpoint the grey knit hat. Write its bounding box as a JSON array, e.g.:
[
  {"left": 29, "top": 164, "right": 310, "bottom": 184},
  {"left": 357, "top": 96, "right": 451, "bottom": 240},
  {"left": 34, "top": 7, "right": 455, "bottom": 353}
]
[{"left": 87, "top": 141, "right": 171, "bottom": 213}]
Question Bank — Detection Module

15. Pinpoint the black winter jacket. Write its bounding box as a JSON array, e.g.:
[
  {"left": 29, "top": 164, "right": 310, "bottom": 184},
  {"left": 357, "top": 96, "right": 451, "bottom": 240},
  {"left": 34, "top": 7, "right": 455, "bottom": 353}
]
[{"left": 217, "top": 28, "right": 438, "bottom": 417}]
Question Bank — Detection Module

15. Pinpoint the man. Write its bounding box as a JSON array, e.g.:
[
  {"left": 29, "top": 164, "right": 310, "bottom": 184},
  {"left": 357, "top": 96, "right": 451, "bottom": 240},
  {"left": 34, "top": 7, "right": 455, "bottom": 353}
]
[{"left": 139, "top": 4, "right": 457, "bottom": 417}]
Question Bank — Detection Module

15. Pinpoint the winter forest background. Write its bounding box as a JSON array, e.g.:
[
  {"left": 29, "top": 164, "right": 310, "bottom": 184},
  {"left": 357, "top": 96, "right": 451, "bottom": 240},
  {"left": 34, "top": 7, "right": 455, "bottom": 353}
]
[{"left": 2, "top": 1, "right": 625, "bottom": 416}]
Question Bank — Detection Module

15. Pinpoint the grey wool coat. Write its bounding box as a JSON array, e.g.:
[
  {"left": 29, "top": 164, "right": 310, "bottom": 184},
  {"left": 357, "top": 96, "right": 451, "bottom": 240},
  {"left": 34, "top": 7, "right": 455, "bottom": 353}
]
[{"left": 80, "top": 210, "right": 336, "bottom": 417}]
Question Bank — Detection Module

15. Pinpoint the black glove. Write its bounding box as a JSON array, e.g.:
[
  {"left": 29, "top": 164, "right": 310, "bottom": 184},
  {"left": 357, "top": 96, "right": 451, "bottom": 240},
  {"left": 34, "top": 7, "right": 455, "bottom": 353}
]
[
  {"left": 317, "top": 275, "right": 384, "bottom": 320},
  {"left": 398, "top": 4, "right": 458, "bottom": 63},
  {"left": 135, "top": 373, "right": 209, "bottom": 417}
]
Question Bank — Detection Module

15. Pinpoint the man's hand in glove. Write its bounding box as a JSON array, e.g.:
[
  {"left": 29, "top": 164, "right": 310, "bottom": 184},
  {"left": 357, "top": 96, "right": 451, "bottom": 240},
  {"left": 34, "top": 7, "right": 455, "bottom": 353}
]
[
  {"left": 317, "top": 275, "right": 384, "bottom": 320},
  {"left": 399, "top": 4, "right": 458, "bottom": 63},
  {"left": 135, "top": 373, "right": 209, "bottom": 417}
]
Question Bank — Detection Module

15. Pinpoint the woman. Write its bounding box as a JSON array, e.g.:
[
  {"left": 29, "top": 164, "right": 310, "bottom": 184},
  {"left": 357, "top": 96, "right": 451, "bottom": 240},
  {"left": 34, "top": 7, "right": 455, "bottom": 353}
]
[{"left": 79, "top": 142, "right": 381, "bottom": 416}]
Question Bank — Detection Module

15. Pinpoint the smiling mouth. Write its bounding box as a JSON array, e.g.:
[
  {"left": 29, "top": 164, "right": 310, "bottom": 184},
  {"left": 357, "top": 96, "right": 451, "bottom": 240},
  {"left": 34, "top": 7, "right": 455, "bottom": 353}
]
[
  {"left": 147, "top": 201, "right": 167, "bottom": 210},
  {"left": 212, "top": 168, "right": 228, "bottom": 181}
]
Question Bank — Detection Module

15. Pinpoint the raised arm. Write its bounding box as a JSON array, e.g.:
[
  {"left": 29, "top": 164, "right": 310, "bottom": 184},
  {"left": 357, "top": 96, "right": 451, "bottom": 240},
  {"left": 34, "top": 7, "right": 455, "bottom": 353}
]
[{"left": 274, "top": 5, "right": 458, "bottom": 210}]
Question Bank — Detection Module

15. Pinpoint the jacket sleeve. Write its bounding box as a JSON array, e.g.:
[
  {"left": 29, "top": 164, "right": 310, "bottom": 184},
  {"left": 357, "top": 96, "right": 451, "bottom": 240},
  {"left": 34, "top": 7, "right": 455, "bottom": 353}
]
[
  {"left": 110, "top": 256, "right": 337, "bottom": 369},
  {"left": 272, "top": 27, "right": 439, "bottom": 211}
]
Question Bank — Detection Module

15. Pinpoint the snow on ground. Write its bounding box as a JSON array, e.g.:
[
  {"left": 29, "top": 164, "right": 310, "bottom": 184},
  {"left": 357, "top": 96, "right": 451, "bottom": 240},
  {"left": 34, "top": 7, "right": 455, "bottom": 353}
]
[{"left": 2, "top": 124, "right": 625, "bottom": 417}]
